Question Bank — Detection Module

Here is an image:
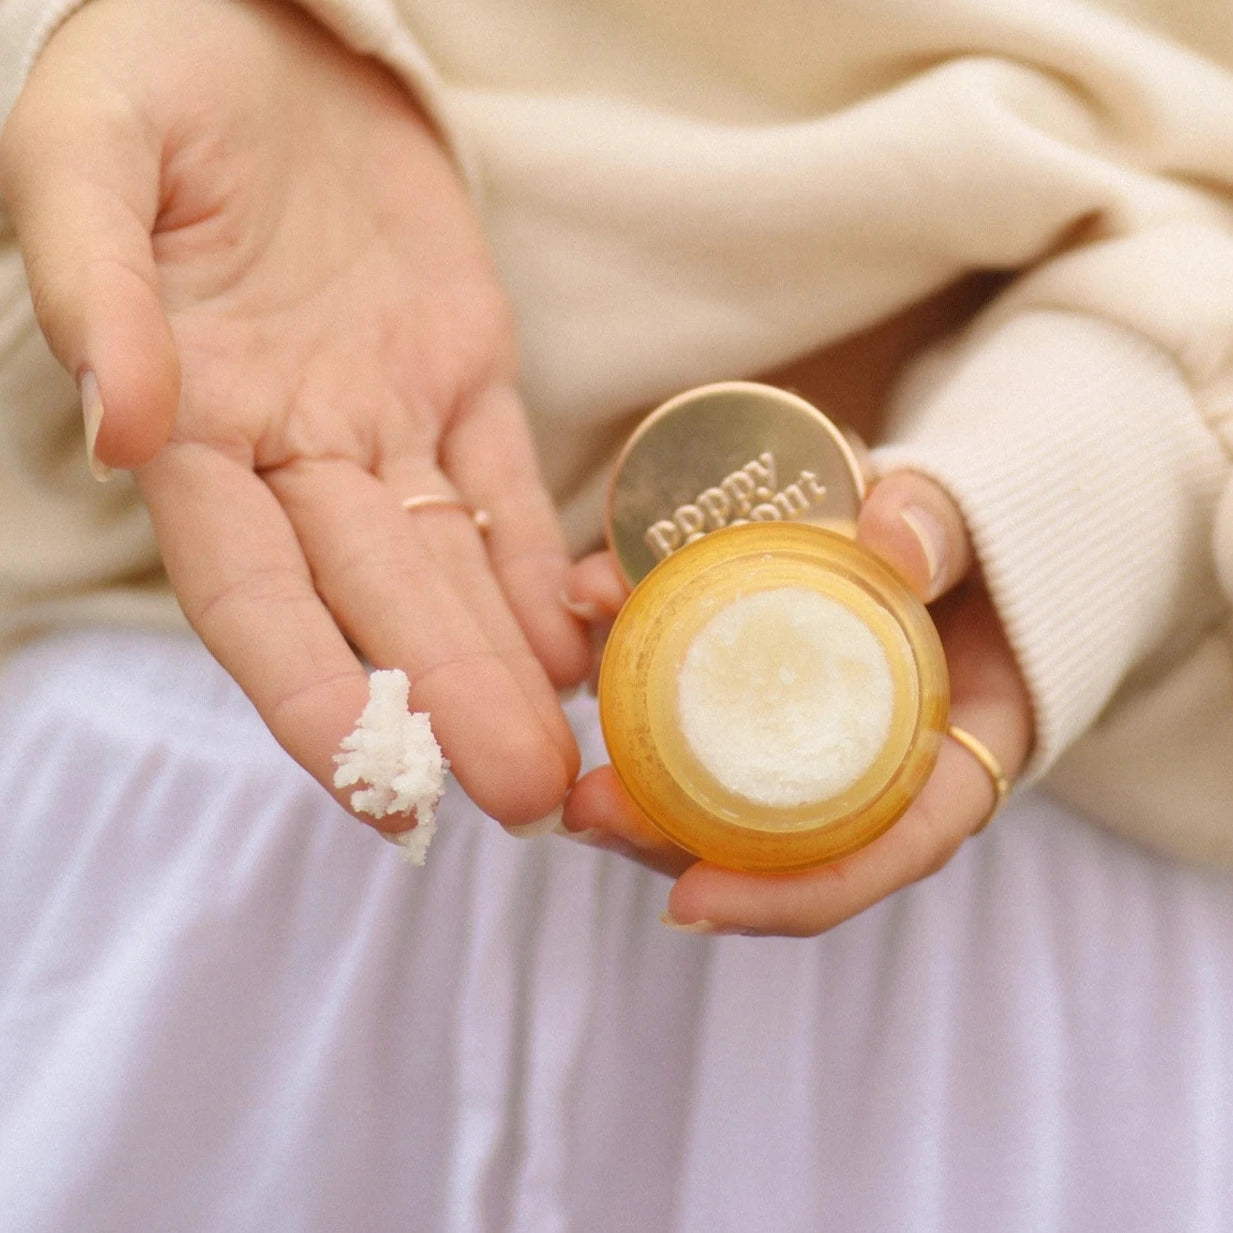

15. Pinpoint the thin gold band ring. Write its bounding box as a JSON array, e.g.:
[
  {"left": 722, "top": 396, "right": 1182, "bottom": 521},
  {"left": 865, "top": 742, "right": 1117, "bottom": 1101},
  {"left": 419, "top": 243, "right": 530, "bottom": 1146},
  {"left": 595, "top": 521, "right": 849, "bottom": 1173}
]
[
  {"left": 946, "top": 723, "right": 1010, "bottom": 833},
  {"left": 400, "top": 494, "right": 492, "bottom": 534}
]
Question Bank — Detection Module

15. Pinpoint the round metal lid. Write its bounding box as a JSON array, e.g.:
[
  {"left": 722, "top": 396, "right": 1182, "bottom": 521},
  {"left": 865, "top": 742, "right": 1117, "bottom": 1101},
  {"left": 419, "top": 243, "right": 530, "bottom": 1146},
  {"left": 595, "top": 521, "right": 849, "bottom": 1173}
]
[{"left": 605, "top": 381, "right": 867, "bottom": 587}]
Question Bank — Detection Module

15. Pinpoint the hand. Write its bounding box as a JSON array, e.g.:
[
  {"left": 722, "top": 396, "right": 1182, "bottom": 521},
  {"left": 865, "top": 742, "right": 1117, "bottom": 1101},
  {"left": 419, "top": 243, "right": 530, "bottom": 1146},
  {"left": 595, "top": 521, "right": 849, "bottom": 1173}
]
[
  {"left": 559, "top": 472, "right": 1034, "bottom": 936},
  {"left": 0, "top": 0, "right": 590, "bottom": 831}
]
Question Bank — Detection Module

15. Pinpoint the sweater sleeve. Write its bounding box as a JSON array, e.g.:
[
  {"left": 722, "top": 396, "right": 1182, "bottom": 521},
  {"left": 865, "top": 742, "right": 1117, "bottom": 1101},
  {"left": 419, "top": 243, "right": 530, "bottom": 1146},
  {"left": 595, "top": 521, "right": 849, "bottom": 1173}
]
[
  {"left": 872, "top": 300, "right": 1228, "bottom": 779},
  {"left": 872, "top": 227, "right": 1233, "bottom": 782},
  {"left": 0, "top": 0, "right": 474, "bottom": 185}
]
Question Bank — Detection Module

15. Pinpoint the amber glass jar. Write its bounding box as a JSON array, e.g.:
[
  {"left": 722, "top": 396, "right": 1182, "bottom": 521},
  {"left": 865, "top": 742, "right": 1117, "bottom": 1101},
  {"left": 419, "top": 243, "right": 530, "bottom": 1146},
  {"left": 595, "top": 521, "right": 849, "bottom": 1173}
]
[{"left": 598, "top": 522, "right": 948, "bottom": 872}]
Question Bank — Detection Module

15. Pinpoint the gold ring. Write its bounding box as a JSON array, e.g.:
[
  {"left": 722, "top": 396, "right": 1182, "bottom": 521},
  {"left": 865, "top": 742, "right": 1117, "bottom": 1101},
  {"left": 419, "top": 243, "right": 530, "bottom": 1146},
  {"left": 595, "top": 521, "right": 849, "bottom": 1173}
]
[
  {"left": 946, "top": 723, "right": 1010, "bottom": 833},
  {"left": 400, "top": 494, "right": 492, "bottom": 533}
]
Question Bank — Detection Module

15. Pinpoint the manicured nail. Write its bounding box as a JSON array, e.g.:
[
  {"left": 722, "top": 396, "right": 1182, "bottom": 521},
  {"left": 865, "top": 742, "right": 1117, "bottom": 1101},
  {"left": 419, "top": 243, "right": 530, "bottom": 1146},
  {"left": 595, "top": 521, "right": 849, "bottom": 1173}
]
[
  {"left": 79, "top": 371, "right": 113, "bottom": 483},
  {"left": 660, "top": 911, "right": 724, "bottom": 934},
  {"left": 559, "top": 591, "right": 603, "bottom": 623},
  {"left": 660, "top": 911, "right": 767, "bottom": 936},
  {"left": 376, "top": 825, "right": 431, "bottom": 866},
  {"left": 556, "top": 825, "right": 609, "bottom": 847},
  {"left": 900, "top": 505, "right": 945, "bottom": 599},
  {"left": 506, "top": 806, "right": 563, "bottom": 838},
  {"left": 551, "top": 810, "right": 603, "bottom": 843}
]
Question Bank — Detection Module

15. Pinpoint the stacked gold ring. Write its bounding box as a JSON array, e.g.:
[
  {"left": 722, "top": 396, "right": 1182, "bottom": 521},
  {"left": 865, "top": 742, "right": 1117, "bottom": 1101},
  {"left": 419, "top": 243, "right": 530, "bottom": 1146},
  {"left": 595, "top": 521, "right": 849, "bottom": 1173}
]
[{"left": 946, "top": 724, "right": 1010, "bottom": 833}]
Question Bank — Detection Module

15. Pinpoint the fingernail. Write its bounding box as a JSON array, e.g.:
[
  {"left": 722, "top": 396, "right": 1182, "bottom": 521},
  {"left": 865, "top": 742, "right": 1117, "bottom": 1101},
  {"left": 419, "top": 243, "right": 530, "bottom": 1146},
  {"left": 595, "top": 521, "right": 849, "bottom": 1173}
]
[
  {"left": 559, "top": 591, "right": 603, "bottom": 623},
  {"left": 556, "top": 825, "right": 609, "bottom": 847},
  {"left": 660, "top": 911, "right": 768, "bottom": 936},
  {"left": 660, "top": 911, "right": 725, "bottom": 934},
  {"left": 551, "top": 810, "right": 604, "bottom": 844},
  {"left": 506, "top": 806, "right": 564, "bottom": 839},
  {"left": 376, "top": 823, "right": 433, "bottom": 866},
  {"left": 900, "top": 505, "right": 945, "bottom": 599},
  {"left": 79, "top": 371, "right": 114, "bottom": 483}
]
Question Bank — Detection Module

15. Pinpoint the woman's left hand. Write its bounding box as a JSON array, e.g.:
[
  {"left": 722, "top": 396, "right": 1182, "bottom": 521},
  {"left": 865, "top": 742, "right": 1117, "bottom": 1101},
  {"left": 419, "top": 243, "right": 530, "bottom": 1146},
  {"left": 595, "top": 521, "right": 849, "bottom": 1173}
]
[{"left": 559, "top": 471, "right": 1034, "bottom": 937}]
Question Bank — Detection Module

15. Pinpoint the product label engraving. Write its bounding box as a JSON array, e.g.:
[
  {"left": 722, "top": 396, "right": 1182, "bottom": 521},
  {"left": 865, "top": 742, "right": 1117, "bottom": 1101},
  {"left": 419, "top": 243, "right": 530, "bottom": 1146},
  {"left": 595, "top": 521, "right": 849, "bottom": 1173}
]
[{"left": 643, "top": 453, "right": 829, "bottom": 561}]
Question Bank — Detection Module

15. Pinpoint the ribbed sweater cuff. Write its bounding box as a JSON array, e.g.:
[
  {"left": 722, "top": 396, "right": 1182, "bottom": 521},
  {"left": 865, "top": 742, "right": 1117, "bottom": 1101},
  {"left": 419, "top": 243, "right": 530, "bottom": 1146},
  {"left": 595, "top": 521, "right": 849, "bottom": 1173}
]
[{"left": 872, "top": 309, "right": 1226, "bottom": 778}]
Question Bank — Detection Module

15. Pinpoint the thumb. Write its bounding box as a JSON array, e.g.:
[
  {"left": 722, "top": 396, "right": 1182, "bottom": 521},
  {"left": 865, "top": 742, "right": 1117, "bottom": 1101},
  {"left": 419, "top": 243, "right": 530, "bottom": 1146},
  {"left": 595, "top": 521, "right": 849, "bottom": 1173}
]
[
  {"left": 0, "top": 26, "right": 178, "bottom": 474},
  {"left": 856, "top": 470, "right": 974, "bottom": 602}
]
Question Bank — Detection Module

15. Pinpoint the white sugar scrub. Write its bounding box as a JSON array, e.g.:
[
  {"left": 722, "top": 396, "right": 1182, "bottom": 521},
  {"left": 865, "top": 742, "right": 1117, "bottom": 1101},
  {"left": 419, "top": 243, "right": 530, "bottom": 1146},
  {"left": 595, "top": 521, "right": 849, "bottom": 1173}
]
[
  {"left": 333, "top": 668, "right": 448, "bottom": 866},
  {"left": 676, "top": 587, "right": 895, "bottom": 808}
]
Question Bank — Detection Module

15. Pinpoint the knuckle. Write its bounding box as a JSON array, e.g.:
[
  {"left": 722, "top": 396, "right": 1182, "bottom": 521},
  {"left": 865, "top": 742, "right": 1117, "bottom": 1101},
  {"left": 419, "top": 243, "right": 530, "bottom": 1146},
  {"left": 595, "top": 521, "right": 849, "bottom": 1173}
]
[
  {"left": 266, "top": 668, "right": 362, "bottom": 735},
  {"left": 184, "top": 565, "right": 309, "bottom": 637}
]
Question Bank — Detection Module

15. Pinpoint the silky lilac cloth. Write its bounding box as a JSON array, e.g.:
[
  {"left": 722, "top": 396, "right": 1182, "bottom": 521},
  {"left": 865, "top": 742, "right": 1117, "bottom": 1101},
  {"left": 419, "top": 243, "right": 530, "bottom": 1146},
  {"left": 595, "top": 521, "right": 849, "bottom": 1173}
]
[{"left": 1, "top": 630, "right": 1230, "bottom": 1233}]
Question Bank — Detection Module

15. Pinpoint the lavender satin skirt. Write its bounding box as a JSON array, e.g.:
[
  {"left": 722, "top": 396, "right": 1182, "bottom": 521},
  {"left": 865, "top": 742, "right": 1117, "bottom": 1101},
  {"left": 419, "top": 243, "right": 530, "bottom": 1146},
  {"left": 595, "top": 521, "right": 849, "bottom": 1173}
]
[{"left": 1, "top": 630, "right": 1230, "bottom": 1233}]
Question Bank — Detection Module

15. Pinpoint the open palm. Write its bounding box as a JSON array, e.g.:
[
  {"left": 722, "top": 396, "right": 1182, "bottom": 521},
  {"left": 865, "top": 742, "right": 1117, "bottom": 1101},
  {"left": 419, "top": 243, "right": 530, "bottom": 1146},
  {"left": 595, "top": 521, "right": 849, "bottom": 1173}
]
[{"left": 1, "top": 0, "right": 589, "bottom": 829}]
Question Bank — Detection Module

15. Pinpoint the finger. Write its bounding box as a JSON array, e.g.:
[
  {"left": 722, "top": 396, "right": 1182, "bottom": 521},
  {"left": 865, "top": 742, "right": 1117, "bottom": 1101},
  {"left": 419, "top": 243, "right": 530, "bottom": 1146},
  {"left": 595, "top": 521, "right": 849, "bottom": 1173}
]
[
  {"left": 662, "top": 588, "right": 1034, "bottom": 937},
  {"left": 136, "top": 445, "right": 388, "bottom": 827},
  {"left": 662, "top": 729, "right": 1002, "bottom": 937},
  {"left": 266, "top": 458, "right": 578, "bottom": 826},
  {"left": 440, "top": 384, "right": 591, "bottom": 688},
  {"left": 564, "top": 735, "right": 993, "bottom": 936},
  {"left": 566, "top": 681, "right": 1022, "bottom": 936},
  {"left": 0, "top": 25, "right": 178, "bottom": 470},
  {"left": 856, "top": 470, "right": 973, "bottom": 602},
  {"left": 563, "top": 722, "right": 1004, "bottom": 935},
  {"left": 931, "top": 582, "right": 1035, "bottom": 774},
  {"left": 559, "top": 550, "right": 627, "bottom": 692},
  {"left": 561, "top": 550, "right": 630, "bottom": 623},
  {"left": 376, "top": 455, "right": 580, "bottom": 774},
  {"left": 561, "top": 766, "right": 696, "bottom": 878}
]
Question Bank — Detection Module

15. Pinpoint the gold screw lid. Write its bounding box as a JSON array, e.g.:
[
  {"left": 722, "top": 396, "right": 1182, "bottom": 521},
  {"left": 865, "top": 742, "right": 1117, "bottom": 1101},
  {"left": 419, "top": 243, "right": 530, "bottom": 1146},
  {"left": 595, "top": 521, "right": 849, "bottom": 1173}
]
[{"left": 605, "top": 381, "right": 867, "bottom": 588}]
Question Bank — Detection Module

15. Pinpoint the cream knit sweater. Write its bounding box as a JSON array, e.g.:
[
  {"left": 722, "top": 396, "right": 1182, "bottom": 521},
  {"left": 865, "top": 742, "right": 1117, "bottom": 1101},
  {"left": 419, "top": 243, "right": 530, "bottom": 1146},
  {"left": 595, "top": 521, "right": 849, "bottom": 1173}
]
[{"left": 3, "top": 0, "right": 1233, "bottom": 861}]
